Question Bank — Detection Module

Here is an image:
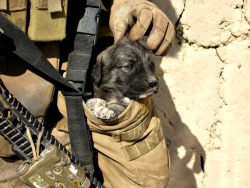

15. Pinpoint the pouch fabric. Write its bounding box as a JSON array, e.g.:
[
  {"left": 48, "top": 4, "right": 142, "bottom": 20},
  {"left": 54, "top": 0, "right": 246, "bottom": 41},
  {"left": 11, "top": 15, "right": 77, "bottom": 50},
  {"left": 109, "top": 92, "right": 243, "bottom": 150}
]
[
  {"left": 0, "top": 0, "right": 27, "bottom": 32},
  {"left": 82, "top": 97, "right": 170, "bottom": 188},
  {"left": 28, "top": 0, "right": 68, "bottom": 41},
  {"left": 0, "top": 42, "right": 60, "bottom": 157}
]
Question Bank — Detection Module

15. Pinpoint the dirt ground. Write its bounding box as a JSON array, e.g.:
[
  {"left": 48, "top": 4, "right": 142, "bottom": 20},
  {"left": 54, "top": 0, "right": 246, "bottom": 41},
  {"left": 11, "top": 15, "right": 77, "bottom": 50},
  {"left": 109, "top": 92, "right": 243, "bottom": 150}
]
[{"left": 0, "top": 157, "right": 30, "bottom": 188}]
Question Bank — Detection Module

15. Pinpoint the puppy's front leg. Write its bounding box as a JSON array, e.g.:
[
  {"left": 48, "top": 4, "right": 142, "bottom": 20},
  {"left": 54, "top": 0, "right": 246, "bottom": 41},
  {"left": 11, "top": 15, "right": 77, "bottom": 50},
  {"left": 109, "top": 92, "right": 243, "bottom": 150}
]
[
  {"left": 106, "top": 97, "right": 130, "bottom": 116},
  {"left": 86, "top": 98, "right": 117, "bottom": 120}
]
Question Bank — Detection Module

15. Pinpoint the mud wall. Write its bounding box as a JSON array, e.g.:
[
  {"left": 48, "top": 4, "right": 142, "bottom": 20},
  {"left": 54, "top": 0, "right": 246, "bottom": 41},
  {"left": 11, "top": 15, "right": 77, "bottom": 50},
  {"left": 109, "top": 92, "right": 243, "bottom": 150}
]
[{"left": 153, "top": 0, "right": 250, "bottom": 187}]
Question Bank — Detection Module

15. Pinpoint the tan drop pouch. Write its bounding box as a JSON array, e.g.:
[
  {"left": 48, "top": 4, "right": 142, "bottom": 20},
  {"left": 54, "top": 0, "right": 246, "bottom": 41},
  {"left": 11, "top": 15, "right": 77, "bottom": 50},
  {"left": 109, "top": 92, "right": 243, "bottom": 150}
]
[
  {"left": 28, "top": 0, "right": 68, "bottom": 41},
  {"left": 0, "top": 0, "right": 27, "bottom": 32},
  {"left": 56, "top": 93, "right": 170, "bottom": 187},
  {"left": 83, "top": 98, "right": 170, "bottom": 188}
]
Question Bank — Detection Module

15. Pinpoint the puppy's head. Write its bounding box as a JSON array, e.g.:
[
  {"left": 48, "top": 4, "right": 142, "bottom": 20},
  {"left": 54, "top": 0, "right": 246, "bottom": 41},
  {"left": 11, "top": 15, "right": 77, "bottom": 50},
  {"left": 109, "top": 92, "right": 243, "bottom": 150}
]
[{"left": 91, "top": 38, "right": 159, "bottom": 100}]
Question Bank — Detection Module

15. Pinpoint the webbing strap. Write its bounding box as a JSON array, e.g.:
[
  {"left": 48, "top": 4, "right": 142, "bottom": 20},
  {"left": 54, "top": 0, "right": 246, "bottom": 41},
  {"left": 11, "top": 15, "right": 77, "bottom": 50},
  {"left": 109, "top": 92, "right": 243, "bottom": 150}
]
[
  {"left": 123, "top": 124, "right": 164, "bottom": 161},
  {"left": 64, "top": 95, "right": 94, "bottom": 171},
  {"left": 62, "top": 1, "right": 101, "bottom": 174},
  {"left": 63, "top": 34, "right": 96, "bottom": 173},
  {"left": 112, "top": 112, "right": 151, "bottom": 142},
  {"left": 0, "top": 13, "right": 77, "bottom": 92}
]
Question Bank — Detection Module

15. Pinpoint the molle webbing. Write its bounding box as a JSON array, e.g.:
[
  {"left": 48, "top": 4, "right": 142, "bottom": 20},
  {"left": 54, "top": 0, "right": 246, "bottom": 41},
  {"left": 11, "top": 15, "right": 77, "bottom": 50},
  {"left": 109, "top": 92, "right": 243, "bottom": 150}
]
[{"left": 123, "top": 123, "right": 163, "bottom": 160}]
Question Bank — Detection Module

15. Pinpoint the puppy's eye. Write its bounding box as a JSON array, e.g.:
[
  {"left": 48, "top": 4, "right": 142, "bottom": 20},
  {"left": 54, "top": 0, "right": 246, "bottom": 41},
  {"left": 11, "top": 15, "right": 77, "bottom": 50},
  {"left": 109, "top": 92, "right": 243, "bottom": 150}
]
[{"left": 126, "top": 63, "right": 134, "bottom": 69}]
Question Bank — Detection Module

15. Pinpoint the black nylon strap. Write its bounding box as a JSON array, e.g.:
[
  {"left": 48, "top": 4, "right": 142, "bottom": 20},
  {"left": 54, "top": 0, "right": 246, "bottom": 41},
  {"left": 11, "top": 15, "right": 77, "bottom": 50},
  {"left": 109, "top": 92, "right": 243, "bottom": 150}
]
[
  {"left": 63, "top": 2, "right": 101, "bottom": 174},
  {"left": 64, "top": 95, "right": 94, "bottom": 171},
  {"left": 66, "top": 35, "right": 92, "bottom": 82},
  {"left": 0, "top": 13, "right": 77, "bottom": 92},
  {"left": 63, "top": 34, "right": 96, "bottom": 174}
]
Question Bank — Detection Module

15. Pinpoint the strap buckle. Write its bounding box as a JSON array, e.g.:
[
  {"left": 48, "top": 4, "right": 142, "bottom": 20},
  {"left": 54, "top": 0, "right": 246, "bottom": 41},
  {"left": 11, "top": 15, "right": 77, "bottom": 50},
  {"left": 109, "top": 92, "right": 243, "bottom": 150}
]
[
  {"left": 112, "top": 133, "right": 122, "bottom": 142},
  {"left": 77, "top": 4, "right": 101, "bottom": 45}
]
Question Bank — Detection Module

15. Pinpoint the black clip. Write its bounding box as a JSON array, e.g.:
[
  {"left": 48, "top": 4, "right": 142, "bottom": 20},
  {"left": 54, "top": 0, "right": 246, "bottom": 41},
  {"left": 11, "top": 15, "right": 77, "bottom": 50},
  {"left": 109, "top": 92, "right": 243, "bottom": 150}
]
[{"left": 77, "top": 5, "right": 101, "bottom": 45}]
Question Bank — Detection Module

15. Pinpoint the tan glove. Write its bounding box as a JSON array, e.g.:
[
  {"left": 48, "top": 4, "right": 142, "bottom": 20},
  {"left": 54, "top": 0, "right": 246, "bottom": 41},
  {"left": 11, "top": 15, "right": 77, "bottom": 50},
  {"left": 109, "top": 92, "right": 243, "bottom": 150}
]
[{"left": 110, "top": 0, "right": 175, "bottom": 55}]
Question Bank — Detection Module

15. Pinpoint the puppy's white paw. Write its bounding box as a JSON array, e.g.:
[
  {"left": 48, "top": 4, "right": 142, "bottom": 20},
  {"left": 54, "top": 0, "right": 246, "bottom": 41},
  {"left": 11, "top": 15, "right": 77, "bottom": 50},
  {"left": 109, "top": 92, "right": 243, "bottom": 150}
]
[
  {"left": 86, "top": 98, "right": 107, "bottom": 110},
  {"left": 94, "top": 106, "right": 116, "bottom": 120},
  {"left": 86, "top": 98, "right": 117, "bottom": 120},
  {"left": 121, "top": 97, "right": 130, "bottom": 106}
]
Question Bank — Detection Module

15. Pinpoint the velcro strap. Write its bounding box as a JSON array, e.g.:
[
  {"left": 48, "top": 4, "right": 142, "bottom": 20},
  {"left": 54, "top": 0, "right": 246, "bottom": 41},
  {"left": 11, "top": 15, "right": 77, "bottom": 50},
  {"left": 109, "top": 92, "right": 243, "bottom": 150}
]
[
  {"left": 48, "top": 0, "right": 62, "bottom": 13},
  {"left": 36, "top": 0, "right": 64, "bottom": 12},
  {"left": 66, "top": 53, "right": 90, "bottom": 82},
  {"left": 62, "top": 34, "right": 94, "bottom": 96},
  {"left": 112, "top": 113, "right": 151, "bottom": 142},
  {"left": 123, "top": 125, "right": 163, "bottom": 161}
]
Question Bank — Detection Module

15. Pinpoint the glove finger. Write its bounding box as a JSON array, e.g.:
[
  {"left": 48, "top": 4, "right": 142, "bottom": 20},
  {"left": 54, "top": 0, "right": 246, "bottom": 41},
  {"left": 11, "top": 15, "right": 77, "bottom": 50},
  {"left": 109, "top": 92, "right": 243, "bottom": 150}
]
[
  {"left": 154, "top": 39, "right": 171, "bottom": 56},
  {"left": 154, "top": 24, "right": 175, "bottom": 55},
  {"left": 147, "top": 26, "right": 165, "bottom": 50},
  {"left": 164, "top": 21, "right": 175, "bottom": 45},
  {"left": 113, "top": 18, "right": 129, "bottom": 42},
  {"left": 146, "top": 12, "right": 168, "bottom": 50},
  {"left": 128, "top": 9, "right": 153, "bottom": 41}
]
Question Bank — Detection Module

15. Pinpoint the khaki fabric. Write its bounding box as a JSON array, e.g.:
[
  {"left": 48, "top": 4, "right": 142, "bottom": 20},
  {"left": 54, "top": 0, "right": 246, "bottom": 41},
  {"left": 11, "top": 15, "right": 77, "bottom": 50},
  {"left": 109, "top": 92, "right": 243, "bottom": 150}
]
[
  {"left": 0, "top": 42, "right": 60, "bottom": 157},
  {"left": 0, "top": 134, "right": 15, "bottom": 157},
  {"left": 28, "top": 0, "right": 67, "bottom": 41},
  {"left": 83, "top": 97, "right": 170, "bottom": 188},
  {"left": 0, "top": 0, "right": 27, "bottom": 32},
  {"left": 0, "top": 42, "right": 59, "bottom": 118},
  {"left": 57, "top": 93, "right": 170, "bottom": 187},
  {"left": 54, "top": 91, "right": 71, "bottom": 151}
]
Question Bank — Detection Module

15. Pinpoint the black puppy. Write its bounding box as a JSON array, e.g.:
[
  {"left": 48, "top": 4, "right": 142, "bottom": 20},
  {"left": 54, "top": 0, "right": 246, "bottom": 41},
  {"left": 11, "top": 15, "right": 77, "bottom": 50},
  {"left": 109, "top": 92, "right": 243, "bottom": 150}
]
[{"left": 86, "top": 38, "right": 159, "bottom": 119}]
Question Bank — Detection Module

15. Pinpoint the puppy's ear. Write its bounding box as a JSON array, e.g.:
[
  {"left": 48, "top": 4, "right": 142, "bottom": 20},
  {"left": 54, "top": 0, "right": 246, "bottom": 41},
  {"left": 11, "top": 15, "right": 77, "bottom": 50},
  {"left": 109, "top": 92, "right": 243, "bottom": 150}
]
[{"left": 91, "top": 53, "right": 103, "bottom": 86}]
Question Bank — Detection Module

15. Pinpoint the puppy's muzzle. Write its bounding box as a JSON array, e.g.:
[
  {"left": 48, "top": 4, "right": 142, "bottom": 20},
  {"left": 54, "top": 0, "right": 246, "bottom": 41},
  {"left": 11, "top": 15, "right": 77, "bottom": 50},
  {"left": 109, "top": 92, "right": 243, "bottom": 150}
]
[
  {"left": 147, "top": 75, "right": 159, "bottom": 88},
  {"left": 148, "top": 79, "right": 158, "bottom": 88}
]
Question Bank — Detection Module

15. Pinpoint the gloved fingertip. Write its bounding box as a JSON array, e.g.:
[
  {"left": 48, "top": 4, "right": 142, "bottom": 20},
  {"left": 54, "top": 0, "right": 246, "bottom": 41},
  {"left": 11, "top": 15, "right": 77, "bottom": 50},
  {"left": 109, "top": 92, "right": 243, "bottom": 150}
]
[
  {"left": 114, "top": 31, "right": 123, "bottom": 42},
  {"left": 154, "top": 42, "right": 172, "bottom": 56},
  {"left": 128, "top": 32, "right": 140, "bottom": 41},
  {"left": 146, "top": 31, "right": 163, "bottom": 50}
]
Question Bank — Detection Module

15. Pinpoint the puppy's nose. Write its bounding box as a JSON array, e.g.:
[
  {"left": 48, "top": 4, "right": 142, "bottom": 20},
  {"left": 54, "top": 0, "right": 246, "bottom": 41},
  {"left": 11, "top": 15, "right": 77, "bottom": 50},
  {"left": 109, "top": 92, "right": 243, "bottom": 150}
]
[{"left": 148, "top": 79, "right": 158, "bottom": 87}]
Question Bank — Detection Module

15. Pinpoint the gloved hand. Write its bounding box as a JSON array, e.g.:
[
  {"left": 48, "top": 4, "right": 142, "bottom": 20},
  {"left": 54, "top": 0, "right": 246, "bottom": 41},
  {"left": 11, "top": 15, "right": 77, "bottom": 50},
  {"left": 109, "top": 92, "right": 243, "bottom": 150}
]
[{"left": 110, "top": 0, "right": 175, "bottom": 56}]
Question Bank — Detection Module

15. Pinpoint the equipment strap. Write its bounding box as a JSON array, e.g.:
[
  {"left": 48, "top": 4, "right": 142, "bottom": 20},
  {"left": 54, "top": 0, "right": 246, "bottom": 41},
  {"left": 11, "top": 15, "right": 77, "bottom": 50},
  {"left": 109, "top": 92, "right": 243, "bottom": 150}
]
[
  {"left": 0, "top": 13, "right": 77, "bottom": 92},
  {"left": 62, "top": 0, "right": 101, "bottom": 174},
  {"left": 123, "top": 123, "right": 164, "bottom": 161}
]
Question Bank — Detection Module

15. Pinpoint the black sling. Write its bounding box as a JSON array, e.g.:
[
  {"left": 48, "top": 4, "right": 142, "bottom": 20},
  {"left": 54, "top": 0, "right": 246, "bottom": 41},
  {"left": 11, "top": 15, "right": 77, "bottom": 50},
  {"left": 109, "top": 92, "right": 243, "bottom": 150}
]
[
  {"left": 0, "top": 13, "right": 77, "bottom": 92},
  {"left": 62, "top": 0, "right": 101, "bottom": 174}
]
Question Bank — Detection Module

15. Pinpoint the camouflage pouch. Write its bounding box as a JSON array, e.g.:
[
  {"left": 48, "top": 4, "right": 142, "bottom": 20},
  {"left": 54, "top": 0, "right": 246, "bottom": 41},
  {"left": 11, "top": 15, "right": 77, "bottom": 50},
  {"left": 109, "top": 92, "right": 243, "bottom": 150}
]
[
  {"left": 28, "top": 0, "right": 68, "bottom": 41},
  {"left": 0, "top": 0, "right": 27, "bottom": 32}
]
